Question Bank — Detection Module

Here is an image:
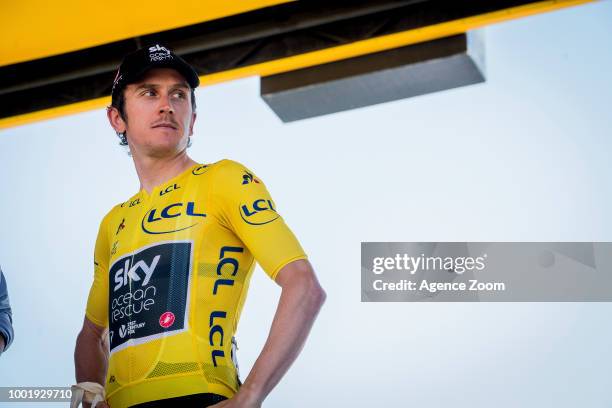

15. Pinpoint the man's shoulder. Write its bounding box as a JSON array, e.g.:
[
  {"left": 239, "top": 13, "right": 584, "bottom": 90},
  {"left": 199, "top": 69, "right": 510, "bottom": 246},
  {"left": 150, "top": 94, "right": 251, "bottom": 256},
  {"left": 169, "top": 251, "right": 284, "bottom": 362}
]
[
  {"left": 178, "top": 158, "right": 247, "bottom": 181},
  {"left": 211, "top": 158, "right": 249, "bottom": 173},
  {"left": 97, "top": 202, "right": 124, "bottom": 229},
  {"left": 113, "top": 192, "right": 140, "bottom": 212},
  {"left": 209, "top": 158, "right": 257, "bottom": 181},
  {"left": 99, "top": 192, "right": 139, "bottom": 225},
  {"left": 206, "top": 159, "right": 267, "bottom": 203}
]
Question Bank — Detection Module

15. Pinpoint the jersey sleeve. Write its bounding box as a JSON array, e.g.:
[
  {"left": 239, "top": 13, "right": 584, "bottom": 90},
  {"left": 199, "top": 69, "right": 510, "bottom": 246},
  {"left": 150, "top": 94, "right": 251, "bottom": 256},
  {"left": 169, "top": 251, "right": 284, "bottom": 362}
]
[
  {"left": 212, "top": 159, "right": 307, "bottom": 280},
  {"left": 85, "top": 212, "right": 111, "bottom": 327}
]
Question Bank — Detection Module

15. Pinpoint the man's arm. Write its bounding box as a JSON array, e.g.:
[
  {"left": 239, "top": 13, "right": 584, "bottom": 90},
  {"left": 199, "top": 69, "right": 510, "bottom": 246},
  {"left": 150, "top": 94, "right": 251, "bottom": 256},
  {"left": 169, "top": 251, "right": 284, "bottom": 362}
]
[
  {"left": 74, "top": 317, "right": 109, "bottom": 386},
  {"left": 218, "top": 258, "right": 325, "bottom": 407}
]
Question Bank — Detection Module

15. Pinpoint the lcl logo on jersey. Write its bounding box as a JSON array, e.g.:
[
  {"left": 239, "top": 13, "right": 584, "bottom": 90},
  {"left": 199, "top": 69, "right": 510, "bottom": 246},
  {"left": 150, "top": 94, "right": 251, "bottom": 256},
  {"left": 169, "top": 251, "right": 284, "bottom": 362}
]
[
  {"left": 192, "top": 164, "right": 209, "bottom": 176},
  {"left": 160, "top": 183, "right": 180, "bottom": 196},
  {"left": 240, "top": 198, "right": 279, "bottom": 225},
  {"left": 120, "top": 198, "right": 141, "bottom": 208},
  {"left": 141, "top": 202, "right": 206, "bottom": 234}
]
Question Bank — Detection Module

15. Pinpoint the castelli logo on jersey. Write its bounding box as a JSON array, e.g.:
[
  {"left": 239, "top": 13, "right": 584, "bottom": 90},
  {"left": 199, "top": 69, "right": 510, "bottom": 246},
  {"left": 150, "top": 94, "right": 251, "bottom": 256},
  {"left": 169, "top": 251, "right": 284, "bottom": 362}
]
[
  {"left": 141, "top": 201, "right": 206, "bottom": 234},
  {"left": 240, "top": 198, "right": 280, "bottom": 225},
  {"left": 159, "top": 312, "right": 175, "bottom": 328}
]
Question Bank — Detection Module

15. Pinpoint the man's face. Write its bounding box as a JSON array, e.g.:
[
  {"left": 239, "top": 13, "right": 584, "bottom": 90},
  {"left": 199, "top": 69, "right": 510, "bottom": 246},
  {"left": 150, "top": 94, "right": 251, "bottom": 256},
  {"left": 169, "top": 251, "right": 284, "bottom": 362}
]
[{"left": 120, "top": 67, "right": 196, "bottom": 158}]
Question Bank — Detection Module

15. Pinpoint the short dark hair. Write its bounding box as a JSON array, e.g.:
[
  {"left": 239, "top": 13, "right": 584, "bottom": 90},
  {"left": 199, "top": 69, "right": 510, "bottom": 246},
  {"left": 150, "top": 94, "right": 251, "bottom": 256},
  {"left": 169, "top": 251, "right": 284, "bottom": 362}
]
[{"left": 111, "top": 86, "right": 197, "bottom": 146}]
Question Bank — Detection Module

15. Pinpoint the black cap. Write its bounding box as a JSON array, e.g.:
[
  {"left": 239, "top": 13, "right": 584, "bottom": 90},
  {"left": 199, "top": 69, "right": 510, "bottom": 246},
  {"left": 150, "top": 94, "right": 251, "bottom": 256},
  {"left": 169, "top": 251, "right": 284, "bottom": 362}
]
[{"left": 111, "top": 43, "right": 200, "bottom": 104}]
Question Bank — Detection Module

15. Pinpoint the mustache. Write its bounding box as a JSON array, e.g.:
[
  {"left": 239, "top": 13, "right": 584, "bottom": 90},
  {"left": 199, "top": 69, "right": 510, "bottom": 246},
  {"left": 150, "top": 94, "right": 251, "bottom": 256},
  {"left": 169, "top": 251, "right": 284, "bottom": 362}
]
[{"left": 151, "top": 118, "right": 179, "bottom": 129}]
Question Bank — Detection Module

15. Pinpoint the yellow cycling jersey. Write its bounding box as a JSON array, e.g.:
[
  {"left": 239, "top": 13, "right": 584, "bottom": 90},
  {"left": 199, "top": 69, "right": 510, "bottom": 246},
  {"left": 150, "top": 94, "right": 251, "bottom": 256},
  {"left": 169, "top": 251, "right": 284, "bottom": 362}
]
[{"left": 85, "top": 159, "right": 307, "bottom": 408}]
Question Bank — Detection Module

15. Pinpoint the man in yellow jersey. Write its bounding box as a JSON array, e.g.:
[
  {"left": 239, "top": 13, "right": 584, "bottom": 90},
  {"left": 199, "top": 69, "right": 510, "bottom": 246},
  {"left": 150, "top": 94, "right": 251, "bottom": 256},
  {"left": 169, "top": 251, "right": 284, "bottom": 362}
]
[{"left": 73, "top": 44, "right": 326, "bottom": 408}]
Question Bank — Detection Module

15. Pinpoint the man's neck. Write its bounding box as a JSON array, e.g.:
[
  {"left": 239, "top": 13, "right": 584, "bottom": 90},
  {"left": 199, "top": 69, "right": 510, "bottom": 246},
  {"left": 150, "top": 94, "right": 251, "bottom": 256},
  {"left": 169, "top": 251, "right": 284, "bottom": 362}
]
[{"left": 132, "top": 152, "right": 197, "bottom": 194}]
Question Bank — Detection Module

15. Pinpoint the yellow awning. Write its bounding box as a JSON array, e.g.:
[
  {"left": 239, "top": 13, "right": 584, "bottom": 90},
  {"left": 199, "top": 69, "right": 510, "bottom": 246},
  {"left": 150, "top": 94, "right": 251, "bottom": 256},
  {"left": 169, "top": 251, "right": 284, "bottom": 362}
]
[
  {"left": 0, "top": 0, "right": 594, "bottom": 130},
  {"left": 0, "top": 0, "right": 293, "bottom": 67}
]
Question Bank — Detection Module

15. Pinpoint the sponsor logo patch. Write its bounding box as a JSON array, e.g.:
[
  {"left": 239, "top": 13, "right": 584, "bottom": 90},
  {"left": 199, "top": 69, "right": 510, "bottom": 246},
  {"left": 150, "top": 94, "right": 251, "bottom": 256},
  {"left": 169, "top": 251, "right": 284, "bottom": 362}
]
[
  {"left": 159, "top": 312, "right": 175, "bottom": 328},
  {"left": 108, "top": 241, "right": 192, "bottom": 353}
]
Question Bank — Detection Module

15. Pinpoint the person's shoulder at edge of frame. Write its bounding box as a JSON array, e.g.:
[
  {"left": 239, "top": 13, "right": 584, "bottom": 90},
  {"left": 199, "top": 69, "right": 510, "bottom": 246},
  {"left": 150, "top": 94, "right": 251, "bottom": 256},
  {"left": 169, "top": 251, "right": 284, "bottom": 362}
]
[{"left": 0, "top": 265, "right": 14, "bottom": 352}]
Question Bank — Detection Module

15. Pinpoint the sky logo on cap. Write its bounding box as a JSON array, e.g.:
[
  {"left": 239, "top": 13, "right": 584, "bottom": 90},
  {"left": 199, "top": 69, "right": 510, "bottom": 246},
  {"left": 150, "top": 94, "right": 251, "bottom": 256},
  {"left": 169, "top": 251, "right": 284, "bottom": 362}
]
[{"left": 149, "top": 44, "right": 172, "bottom": 62}]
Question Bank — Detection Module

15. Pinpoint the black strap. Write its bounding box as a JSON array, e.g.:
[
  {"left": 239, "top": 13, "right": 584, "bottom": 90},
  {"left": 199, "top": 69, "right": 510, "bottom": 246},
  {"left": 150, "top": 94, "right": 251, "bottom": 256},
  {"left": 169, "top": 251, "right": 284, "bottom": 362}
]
[{"left": 129, "top": 393, "right": 228, "bottom": 408}]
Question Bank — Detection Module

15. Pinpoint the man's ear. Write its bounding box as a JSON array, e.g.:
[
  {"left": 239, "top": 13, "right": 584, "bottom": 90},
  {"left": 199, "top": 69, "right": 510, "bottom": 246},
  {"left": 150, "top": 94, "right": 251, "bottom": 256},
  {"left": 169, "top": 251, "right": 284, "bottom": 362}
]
[
  {"left": 107, "top": 106, "right": 126, "bottom": 133},
  {"left": 188, "top": 111, "right": 197, "bottom": 136}
]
